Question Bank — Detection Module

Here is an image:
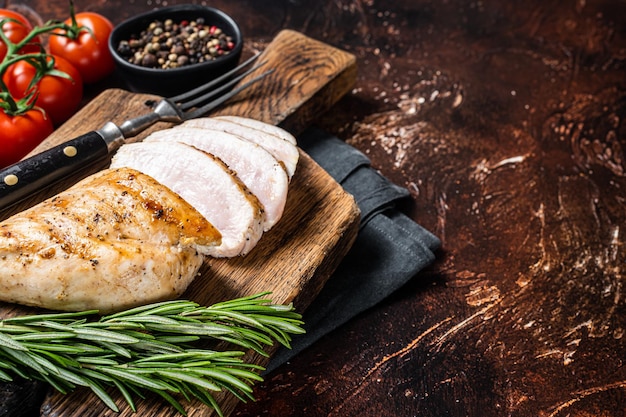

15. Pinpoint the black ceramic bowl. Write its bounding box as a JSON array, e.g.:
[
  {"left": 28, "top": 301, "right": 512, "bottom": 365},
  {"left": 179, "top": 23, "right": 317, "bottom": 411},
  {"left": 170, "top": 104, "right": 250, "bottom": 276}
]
[{"left": 108, "top": 5, "right": 243, "bottom": 96}]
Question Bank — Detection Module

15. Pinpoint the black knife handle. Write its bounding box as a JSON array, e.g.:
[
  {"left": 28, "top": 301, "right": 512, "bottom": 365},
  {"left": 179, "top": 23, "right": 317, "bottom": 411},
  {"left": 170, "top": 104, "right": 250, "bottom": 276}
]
[{"left": 0, "top": 131, "right": 110, "bottom": 211}]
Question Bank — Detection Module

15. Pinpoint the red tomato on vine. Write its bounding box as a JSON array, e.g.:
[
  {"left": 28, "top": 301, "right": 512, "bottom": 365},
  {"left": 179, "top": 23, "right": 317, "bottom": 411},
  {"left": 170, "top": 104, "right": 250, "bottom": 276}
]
[
  {"left": 3, "top": 55, "right": 83, "bottom": 126},
  {"left": 49, "top": 12, "right": 114, "bottom": 84},
  {"left": 0, "top": 108, "right": 53, "bottom": 168},
  {"left": 0, "top": 9, "right": 42, "bottom": 61}
]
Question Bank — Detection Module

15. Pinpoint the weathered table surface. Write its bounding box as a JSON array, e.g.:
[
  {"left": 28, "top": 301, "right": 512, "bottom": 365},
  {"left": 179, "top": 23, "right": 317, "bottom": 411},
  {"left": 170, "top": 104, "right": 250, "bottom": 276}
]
[{"left": 5, "top": 0, "right": 626, "bottom": 416}]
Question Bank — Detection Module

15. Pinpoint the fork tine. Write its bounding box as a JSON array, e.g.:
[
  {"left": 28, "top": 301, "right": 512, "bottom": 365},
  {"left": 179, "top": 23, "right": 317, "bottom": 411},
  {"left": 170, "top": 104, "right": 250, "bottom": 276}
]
[
  {"left": 182, "top": 68, "right": 275, "bottom": 120},
  {"left": 177, "top": 61, "right": 268, "bottom": 111},
  {"left": 169, "top": 52, "right": 262, "bottom": 103}
]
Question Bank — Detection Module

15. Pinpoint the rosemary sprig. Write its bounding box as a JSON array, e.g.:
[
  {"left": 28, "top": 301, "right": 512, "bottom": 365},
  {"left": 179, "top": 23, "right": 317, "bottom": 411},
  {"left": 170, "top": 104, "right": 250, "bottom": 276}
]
[{"left": 0, "top": 292, "right": 304, "bottom": 416}]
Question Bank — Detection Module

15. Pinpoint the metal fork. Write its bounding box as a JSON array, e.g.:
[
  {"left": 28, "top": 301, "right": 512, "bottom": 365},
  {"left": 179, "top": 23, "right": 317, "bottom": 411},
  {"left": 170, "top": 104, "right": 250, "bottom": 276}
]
[{"left": 0, "top": 54, "right": 272, "bottom": 211}]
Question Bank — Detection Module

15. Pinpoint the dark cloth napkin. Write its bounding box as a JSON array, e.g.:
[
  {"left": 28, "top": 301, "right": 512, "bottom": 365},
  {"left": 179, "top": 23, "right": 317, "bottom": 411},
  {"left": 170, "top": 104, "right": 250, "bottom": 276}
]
[{"left": 265, "top": 127, "right": 441, "bottom": 373}]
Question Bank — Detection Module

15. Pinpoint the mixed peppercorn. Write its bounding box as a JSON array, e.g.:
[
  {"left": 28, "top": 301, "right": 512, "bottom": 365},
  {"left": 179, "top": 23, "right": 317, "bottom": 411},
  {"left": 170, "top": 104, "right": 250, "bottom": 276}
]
[{"left": 116, "top": 17, "right": 236, "bottom": 69}]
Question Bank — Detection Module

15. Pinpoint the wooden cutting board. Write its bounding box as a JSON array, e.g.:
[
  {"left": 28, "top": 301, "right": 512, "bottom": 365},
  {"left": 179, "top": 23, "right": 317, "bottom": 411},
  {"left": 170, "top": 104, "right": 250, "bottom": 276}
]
[{"left": 0, "top": 30, "right": 360, "bottom": 416}]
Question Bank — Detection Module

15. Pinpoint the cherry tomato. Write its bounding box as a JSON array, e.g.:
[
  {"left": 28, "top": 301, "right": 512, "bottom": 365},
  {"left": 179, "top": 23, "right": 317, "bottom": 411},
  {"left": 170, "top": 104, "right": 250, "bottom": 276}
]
[
  {"left": 49, "top": 12, "right": 114, "bottom": 84},
  {"left": 0, "top": 108, "right": 54, "bottom": 168},
  {"left": 0, "top": 9, "right": 41, "bottom": 61},
  {"left": 3, "top": 55, "right": 83, "bottom": 126}
]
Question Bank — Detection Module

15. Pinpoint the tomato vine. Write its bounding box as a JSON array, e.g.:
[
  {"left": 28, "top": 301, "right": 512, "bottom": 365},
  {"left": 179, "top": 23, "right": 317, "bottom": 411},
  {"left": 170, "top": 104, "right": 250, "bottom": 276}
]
[
  {"left": 0, "top": 1, "right": 114, "bottom": 168},
  {"left": 0, "top": 17, "right": 75, "bottom": 110}
]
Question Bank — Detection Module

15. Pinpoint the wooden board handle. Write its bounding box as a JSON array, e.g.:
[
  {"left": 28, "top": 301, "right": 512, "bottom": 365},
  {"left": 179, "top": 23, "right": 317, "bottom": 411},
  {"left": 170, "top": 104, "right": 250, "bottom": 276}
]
[{"left": 213, "top": 29, "right": 358, "bottom": 133}]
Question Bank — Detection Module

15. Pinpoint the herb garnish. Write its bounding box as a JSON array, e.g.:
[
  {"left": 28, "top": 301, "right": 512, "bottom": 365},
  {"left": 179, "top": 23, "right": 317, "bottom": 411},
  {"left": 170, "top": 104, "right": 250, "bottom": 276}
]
[{"left": 0, "top": 292, "right": 304, "bottom": 416}]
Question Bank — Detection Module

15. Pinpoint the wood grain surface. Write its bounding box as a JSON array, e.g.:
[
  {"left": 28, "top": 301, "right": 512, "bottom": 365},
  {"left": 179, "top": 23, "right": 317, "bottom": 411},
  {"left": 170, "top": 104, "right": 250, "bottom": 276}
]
[{"left": 0, "top": 30, "right": 360, "bottom": 416}]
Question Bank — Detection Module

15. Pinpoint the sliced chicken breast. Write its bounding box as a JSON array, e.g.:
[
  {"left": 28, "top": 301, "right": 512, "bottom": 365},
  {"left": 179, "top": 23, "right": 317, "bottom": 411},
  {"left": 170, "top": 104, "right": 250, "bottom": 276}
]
[
  {"left": 144, "top": 126, "right": 289, "bottom": 231},
  {"left": 182, "top": 117, "right": 299, "bottom": 180},
  {"left": 111, "top": 141, "right": 265, "bottom": 257},
  {"left": 215, "top": 115, "right": 297, "bottom": 145},
  {"left": 0, "top": 168, "right": 220, "bottom": 312}
]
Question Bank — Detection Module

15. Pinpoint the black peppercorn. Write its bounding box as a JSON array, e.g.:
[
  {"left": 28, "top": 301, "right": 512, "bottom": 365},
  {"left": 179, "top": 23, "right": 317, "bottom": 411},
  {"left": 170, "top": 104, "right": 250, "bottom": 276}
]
[
  {"left": 141, "top": 53, "right": 157, "bottom": 67},
  {"left": 116, "top": 17, "right": 235, "bottom": 69}
]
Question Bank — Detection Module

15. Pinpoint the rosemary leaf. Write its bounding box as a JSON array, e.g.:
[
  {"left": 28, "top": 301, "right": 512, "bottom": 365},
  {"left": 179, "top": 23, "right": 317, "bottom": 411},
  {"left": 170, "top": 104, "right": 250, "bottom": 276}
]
[
  {"left": 0, "top": 369, "right": 13, "bottom": 381},
  {"left": 209, "top": 292, "right": 272, "bottom": 307},
  {"left": 166, "top": 378, "right": 193, "bottom": 402},
  {"left": 0, "top": 333, "right": 27, "bottom": 351},
  {"left": 183, "top": 382, "right": 225, "bottom": 417},
  {"left": 102, "top": 300, "right": 199, "bottom": 320},
  {"left": 192, "top": 310, "right": 264, "bottom": 327},
  {"left": 212, "top": 336, "right": 267, "bottom": 356},
  {"left": 74, "top": 367, "right": 114, "bottom": 384},
  {"left": 133, "top": 350, "right": 242, "bottom": 364},
  {"left": 223, "top": 366, "right": 265, "bottom": 383},
  {"left": 148, "top": 322, "right": 239, "bottom": 336},
  {"left": 97, "top": 340, "right": 133, "bottom": 358},
  {"left": 111, "top": 378, "right": 138, "bottom": 413},
  {"left": 127, "top": 340, "right": 184, "bottom": 355},
  {"left": 193, "top": 367, "right": 254, "bottom": 394},
  {"left": 2, "top": 310, "right": 99, "bottom": 324},
  {"left": 75, "top": 356, "right": 120, "bottom": 366},
  {"left": 40, "top": 371, "right": 74, "bottom": 394},
  {"left": 97, "top": 366, "right": 175, "bottom": 391},
  {"left": 115, "top": 315, "right": 184, "bottom": 325},
  {"left": 31, "top": 348, "right": 82, "bottom": 369},
  {"left": 83, "top": 377, "right": 120, "bottom": 413},
  {"left": 12, "top": 331, "right": 76, "bottom": 341},
  {"left": 55, "top": 366, "right": 95, "bottom": 387},
  {"left": 156, "top": 369, "right": 222, "bottom": 392},
  {"left": 22, "top": 339, "right": 122, "bottom": 356},
  {"left": 154, "top": 335, "right": 200, "bottom": 344},
  {"left": 230, "top": 326, "right": 275, "bottom": 345},
  {"left": 63, "top": 343, "right": 108, "bottom": 355},
  {"left": 72, "top": 328, "right": 141, "bottom": 344},
  {"left": 151, "top": 388, "right": 189, "bottom": 416},
  {"left": 252, "top": 314, "right": 307, "bottom": 334}
]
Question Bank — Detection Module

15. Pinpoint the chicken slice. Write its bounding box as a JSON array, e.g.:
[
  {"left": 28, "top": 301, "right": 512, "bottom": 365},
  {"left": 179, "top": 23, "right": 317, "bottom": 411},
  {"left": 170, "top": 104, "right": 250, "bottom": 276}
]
[
  {"left": 111, "top": 141, "right": 265, "bottom": 257},
  {"left": 215, "top": 115, "right": 297, "bottom": 145},
  {"left": 0, "top": 168, "right": 221, "bottom": 312},
  {"left": 181, "top": 117, "right": 299, "bottom": 180},
  {"left": 144, "top": 126, "right": 289, "bottom": 231}
]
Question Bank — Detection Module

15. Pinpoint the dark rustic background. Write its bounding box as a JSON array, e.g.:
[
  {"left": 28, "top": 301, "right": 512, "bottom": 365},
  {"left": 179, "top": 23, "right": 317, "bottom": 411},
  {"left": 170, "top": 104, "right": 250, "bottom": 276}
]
[{"left": 4, "top": 0, "right": 626, "bottom": 415}]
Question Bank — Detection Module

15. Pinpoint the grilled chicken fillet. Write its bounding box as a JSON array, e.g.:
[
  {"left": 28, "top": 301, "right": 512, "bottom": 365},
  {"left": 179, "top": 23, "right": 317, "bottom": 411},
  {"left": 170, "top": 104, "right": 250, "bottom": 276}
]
[{"left": 0, "top": 168, "right": 221, "bottom": 312}]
